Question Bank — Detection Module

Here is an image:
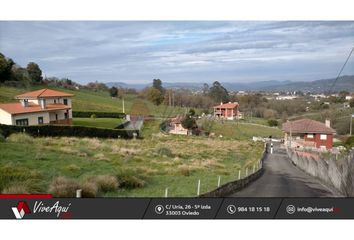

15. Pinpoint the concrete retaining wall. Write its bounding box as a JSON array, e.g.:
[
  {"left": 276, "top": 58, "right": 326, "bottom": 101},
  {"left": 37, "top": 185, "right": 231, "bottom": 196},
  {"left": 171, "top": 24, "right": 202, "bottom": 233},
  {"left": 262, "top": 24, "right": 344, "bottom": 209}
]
[{"left": 287, "top": 148, "right": 354, "bottom": 197}]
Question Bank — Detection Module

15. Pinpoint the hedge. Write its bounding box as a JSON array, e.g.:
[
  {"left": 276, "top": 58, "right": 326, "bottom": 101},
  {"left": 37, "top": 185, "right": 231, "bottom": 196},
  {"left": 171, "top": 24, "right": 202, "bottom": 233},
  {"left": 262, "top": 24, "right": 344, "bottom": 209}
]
[
  {"left": 0, "top": 124, "right": 139, "bottom": 139},
  {"left": 72, "top": 111, "right": 126, "bottom": 118}
]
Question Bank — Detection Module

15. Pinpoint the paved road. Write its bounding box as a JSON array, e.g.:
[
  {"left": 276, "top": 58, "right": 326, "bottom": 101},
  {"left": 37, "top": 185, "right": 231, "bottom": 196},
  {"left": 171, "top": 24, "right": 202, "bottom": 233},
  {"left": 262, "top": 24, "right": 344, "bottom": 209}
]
[{"left": 229, "top": 144, "right": 335, "bottom": 197}]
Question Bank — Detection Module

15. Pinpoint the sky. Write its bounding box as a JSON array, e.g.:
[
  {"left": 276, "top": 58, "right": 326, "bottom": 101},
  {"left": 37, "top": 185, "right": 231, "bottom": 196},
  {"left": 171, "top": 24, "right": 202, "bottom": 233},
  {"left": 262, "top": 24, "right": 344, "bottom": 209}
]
[{"left": 0, "top": 21, "right": 354, "bottom": 85}]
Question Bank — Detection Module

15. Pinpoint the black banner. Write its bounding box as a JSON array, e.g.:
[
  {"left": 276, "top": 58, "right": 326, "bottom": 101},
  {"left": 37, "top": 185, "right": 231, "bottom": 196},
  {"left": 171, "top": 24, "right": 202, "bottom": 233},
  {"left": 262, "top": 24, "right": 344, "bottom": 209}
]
[{"left": 1, "top": 198, "right": 353, "bottom": 219}]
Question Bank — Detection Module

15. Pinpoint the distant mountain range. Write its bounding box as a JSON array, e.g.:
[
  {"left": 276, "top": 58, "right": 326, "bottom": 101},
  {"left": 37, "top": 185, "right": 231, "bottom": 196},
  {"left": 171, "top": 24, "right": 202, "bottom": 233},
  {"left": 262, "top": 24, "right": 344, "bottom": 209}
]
[{"left": 105, "top": 75, "right": 354, "bottom": 93}]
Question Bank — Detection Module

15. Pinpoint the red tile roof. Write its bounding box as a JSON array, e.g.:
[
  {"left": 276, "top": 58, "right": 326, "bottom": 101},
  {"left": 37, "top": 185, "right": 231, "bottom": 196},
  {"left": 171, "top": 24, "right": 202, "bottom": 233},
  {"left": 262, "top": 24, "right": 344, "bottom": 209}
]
[
  {"left": 282, "top": 119, "right": 335, "bottom": 134},
  {"left": 16, "top": 89, "right": 73, "bottom": 99},
  {"left": 0, "top": 102, "right": 71, "bottom": 115},
  {"left": 213, "top": 102, "right": 239, "bottom": 109}
]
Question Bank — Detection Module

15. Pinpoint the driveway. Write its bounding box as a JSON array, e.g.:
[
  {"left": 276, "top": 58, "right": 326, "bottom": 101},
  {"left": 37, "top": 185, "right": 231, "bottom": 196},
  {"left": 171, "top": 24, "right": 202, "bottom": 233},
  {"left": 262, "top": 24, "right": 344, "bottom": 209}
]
[{"left": 229, "top": 143, "right": 335, "bottom": 197}]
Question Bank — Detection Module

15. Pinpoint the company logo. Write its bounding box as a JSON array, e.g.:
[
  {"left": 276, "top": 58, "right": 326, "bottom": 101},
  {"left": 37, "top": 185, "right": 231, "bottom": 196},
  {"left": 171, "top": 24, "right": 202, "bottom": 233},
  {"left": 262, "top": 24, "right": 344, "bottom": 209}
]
[
  {"left": 12, "top": 201, "right": 31, "bottom": 219},
  {"left": 11, "top": 200, "right": 72, "bottom": 219}
]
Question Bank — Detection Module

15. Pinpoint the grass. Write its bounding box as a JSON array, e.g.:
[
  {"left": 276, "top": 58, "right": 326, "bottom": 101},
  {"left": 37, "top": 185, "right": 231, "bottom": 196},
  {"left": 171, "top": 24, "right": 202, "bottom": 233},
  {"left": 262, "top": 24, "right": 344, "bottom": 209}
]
[
  {"left": 0, "top": 86, "right": 282, "bottom": 197},
  {"left": 0, "top": 132, "right": 265, "bottom": 197},
  {"left": 200, "top": 120, "right": 283, "bottom": 140},
  {"left": 73, "top": 118, "right": 125, "bottom": 129},
  {"left": 0, "top": 85, "right": 191, "bottom": 117}
]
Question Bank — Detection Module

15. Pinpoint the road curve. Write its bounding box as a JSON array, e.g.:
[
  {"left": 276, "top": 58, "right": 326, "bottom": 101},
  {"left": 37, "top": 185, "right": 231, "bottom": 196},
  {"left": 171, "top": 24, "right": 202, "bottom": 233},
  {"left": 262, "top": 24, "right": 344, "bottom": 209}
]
[{"left": 229, "top": 144, "right": 335, "bottom": 197}]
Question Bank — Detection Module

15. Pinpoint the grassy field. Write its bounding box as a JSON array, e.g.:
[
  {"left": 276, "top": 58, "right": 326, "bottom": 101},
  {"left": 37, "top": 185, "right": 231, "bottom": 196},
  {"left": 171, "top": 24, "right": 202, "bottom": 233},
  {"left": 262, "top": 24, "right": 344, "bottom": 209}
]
[
  {"left": 0, "top": 85, "right": 282, "bottom": 197},
  {"left": 0, "top": 133, "right": 264, "bottom": 197},
  {"left": 0, "top": 85, "right": 190, "bottom": 117},
  {"left": 199, "top": 120, "right": 282, "bottom": 140},
  {"left": 73, "top": 118, "right": 125, "bottom": 129}
]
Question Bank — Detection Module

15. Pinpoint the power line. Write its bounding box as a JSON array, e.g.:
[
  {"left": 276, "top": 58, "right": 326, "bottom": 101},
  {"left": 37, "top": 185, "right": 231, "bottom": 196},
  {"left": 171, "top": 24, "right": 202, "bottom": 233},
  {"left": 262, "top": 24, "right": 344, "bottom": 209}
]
[{"left": 329, "top": 45, "right": 354, "bottom": 94}]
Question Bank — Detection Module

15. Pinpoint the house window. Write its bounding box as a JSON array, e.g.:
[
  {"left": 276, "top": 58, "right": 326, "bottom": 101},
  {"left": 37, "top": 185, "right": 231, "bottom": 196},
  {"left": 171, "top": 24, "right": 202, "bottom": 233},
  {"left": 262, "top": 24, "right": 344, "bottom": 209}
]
[
  {"left": 55, "top": 114, "right": 58, "bottom": 120},
  {"left": 54, "top": 99, "right": 57, "bottom": 104},
  {"left": 64, "top": 112, "right": 68, "bottom": 119},
  {"left": 63, "top": 99, "right": 68, "bottom": 105},
  {"left": 307, "top": 134, "right": 314, "bottom": 138},
  {"left": 320, "top": 134, "right": 327, "bottom": 140},
  {"left": 38, "top": 117, "right": 44, "bottom": 125},
  {"left": 16, "top": 118, "right": 28, "bottom": 126}
]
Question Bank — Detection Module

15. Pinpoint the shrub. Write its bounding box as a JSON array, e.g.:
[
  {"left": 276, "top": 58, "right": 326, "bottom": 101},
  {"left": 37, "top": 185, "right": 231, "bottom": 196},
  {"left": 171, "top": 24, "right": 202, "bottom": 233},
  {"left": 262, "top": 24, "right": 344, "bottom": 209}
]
[
  {"left": 0, "top": 133, "right": 5, "bottom": 142},
  {"left": 72, "top": 111, "right": 125, "bottom": 118},
  {"left": 2, "top": 184, "right": 29, "bottom": 194},
  {"left": 345, "top": 136, "right": 354, "bottom": 148},
  {"left": 48, "top": 177, "right": 80, "bottom": 197},
  {"left": 156, "top": 147, "right": 174, "bottom": 157},
  {"left": 90, "top": 114, "right": 97, "bottom": 119},
  {"left": 267, "top": 119, "right": 279, "bottom": 127},
  {"left": 7, "top": 133, "right": 33, "bottom": 143},
  {"left": 0, "top": 165, "right": 37, "bottom": 192},
  {"left": 0, "top": 123, "right": 138, "bottom": 139},
  {"left": 81, "top": 181, "right": 98, "bottom": 197},
  {"left": 95, "top": 175, "right": 119, "bottom": 192},
  {"left": 64, "top": 164, "right": 81, "bottom": 172},
  {"left": 117, "top": 175, "right": 145, "bottom": 189}
]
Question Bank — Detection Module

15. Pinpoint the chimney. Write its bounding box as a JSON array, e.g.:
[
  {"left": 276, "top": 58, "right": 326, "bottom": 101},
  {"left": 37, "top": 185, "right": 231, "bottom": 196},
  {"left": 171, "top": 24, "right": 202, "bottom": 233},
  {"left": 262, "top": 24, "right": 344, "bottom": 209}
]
[
  {"left": 20, "top": 99, "right": 28, "bottom": 107},
  {"left": 40, "top": 99, "right": 46, "bottom": 109},
  {"left": 325, "top": 119, "right": 330, "bottom": 128},
  {"left": 220, "top": 102, "right": 223, "bottom": 105}
]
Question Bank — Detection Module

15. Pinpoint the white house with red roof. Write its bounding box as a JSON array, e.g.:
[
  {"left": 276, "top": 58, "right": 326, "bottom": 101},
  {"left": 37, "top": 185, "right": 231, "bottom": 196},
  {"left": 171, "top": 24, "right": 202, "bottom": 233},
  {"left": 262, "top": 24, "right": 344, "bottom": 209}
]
[
  {"left": 282, "top": 119, "right": 336, "bottom": 150},
  {"left": 213, "top": 102, "right": 241, "bottom": 120},
  {"left": 0, "top": 89, "right": 74, "bottom": 126}
]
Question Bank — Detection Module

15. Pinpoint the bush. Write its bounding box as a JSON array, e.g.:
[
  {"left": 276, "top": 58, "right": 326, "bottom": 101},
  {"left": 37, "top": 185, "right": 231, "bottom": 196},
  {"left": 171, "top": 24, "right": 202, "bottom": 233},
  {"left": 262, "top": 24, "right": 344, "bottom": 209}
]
[
  {"left": 0, "top": 165, "right": 37, "bottom": 192},
  {"left": 64, "top": 164, "right": 81, "bottom": 172},
  {"left": 345, "top": 136, "right": 354, "bottom": 148},
  {"left": 0, "top": 124, "right": 139, "bottom": 139},
  {"left": 2, "top": 184, "right": 29, "bottom": 194},
  {"left": 48, "top": 177, "right": 80, "bottom": 197},
  {"left": 81, "top": 181, "right": 98, "bottom": 197},
  {"left": 156, "top": 147, "right": 174, "bottom": 157},
  {"left": 267, "top": 119, "right": 279, "bottom": 127},
  {"left": 95, "top": 175, "right": 119, "bottom": 192},
  {"left": 90, "top": 114, "right": 97, "bottom": 119},
  {"left": 72, "top": 111, "right": 125, "bottom": 118},
  {"left": 0, "top": 133, "right": 5, "bottom": 142},
  {"left": 117, "top": 175, "right": 145, "bottom": 189},
  {"left": 7, "top": 133, "right": 33, "bottom": 143}
]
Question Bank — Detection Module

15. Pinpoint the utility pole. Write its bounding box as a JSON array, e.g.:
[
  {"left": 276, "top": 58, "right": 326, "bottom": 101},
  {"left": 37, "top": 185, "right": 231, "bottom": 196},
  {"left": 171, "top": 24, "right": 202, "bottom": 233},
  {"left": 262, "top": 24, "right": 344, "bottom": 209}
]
[
  {"left": 172, "top": 91, "right": 175, "bottom": 107},
  {"left": 122, "top": 97, "right": 125, "bottom": 114},
  {"left": 350, "top": 114, "right": 353, "bottom": 136},
  {"left": 289, "top": 121, "right": 292, "bottom": 148}
]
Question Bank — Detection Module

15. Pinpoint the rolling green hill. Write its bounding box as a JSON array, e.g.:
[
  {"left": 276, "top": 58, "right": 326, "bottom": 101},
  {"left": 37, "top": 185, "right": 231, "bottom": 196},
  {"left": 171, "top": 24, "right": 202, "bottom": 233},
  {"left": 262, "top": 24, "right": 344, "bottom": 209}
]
[{"left": 0, "top": 85, "right": 188, "bottom": 117}]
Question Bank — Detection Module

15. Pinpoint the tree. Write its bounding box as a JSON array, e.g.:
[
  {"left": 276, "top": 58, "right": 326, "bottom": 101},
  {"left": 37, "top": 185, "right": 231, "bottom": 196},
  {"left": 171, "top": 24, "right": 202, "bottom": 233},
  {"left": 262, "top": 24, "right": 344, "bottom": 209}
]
[
  {"left": 201, "top": 117, "right": 215, "bottom": 135},
  {"left": 267, "top": 119, "right": 279, "bottom": 127},
  {"left": 147, "top": 87, "right": 164, "bottom": 105},
  {"left": 350, "top": 99, "right": 354, "bottom": 108},
  {"left": 188, "top": 108, "right": 196, "bottom": 116},
  {"left": 0, "top": 53, "right": 14, "bottom": 82},
  {"left": 181, "top": 115, "right": 196, "bottom": 130},
  {"left": 152, "top": 79, "right": 164, "bottom": 93},
  {"left": 109, "top": 87, "right": 118, "bottom": 97},
  {"left": 202, "top": 83, "right": 209, "bottom": 95},
  {"left": 11, "top": 66, "right": 30, "bottom": 82},
  {"left": 26, "top": 62, "right": 42, "bottom": 83},
  {"left": 209, "top": 81, "right": 229, "bottom": 103}
]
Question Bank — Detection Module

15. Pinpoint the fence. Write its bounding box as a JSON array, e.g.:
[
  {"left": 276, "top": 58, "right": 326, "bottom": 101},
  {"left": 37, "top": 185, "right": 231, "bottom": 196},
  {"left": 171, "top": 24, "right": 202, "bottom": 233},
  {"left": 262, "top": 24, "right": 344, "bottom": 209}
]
[
  {"left": 161, "top": 143, "right": 268, "bottom": 197},
  {"left": 287, "top": 148, "right": 354, "bottom": 197}
]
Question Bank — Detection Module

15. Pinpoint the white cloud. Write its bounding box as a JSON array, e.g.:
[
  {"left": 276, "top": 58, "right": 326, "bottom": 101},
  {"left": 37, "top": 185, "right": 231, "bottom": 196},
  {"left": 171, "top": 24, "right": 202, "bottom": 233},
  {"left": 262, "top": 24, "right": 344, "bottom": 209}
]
[{"left": 0, "top": 21, "right": 353, "bottom": 83}]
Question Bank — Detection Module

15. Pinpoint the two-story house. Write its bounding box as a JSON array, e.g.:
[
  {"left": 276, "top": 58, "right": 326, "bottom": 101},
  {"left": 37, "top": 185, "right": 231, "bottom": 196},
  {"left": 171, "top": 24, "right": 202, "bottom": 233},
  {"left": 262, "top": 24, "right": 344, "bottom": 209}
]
[{"left": 0, "top": 89, "right": 74, "bottom": 126}]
